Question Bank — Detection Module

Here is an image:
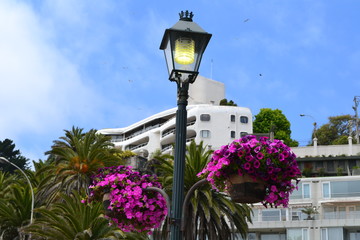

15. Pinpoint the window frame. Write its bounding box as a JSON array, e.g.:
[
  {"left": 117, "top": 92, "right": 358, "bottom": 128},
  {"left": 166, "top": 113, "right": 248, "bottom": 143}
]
[
  {"left": 321, "top": 228, "right": 328, "bottom": 240},
  {"left": 240, "top": 116, "right": 249, "bottom": 124},
  {"left": 200, "top": 130, "right": 211, "bottom": 138},
  {"left": 200, "top": 114, "right": 211, "bottom": 121},
  {"left": 322, "top": 182, "right": 331, "bottom": 199},
  {"left": 302, "top": 228, "right": 309, "bottom": 240},
  {"left": 302, "top": 183, "right": 311, "bottom": 199}
]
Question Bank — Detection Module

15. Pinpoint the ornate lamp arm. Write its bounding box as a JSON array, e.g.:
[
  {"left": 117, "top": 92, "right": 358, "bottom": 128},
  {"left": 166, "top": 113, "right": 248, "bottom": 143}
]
[{"left": 181, "top": 179, "right": 208, "bottom": 231}]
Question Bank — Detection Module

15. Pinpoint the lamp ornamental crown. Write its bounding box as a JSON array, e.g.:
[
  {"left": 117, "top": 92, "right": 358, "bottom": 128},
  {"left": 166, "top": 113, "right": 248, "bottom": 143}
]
[{"left": 179, "top": 10, "right": 194, "bottom": 22}]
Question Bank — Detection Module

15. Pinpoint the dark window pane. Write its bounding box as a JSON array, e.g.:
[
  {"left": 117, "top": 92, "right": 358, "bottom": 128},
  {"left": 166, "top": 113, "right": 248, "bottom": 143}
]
[
  {"left": 200, "top": 114, "right": 210, "bottom": 121},
  {"left": 327, "top": 161, "right": 334, "bottom": 172},
  {"left": 240, "top": 116, "right": 248, "bottom": 123}
]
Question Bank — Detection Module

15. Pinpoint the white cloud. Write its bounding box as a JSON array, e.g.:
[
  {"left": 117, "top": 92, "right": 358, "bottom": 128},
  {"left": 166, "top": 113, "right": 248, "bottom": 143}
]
[{"left": 0, "top": 1, "right": 100, "bottom": 147}]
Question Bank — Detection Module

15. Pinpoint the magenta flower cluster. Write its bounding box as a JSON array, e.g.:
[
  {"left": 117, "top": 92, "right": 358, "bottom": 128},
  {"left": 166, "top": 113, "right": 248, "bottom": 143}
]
[
  {"left": 197, "top": 135, "right": 301, "bottom": 207},
  {"left": 84, "top": 165, "right": 168, "bottom": 234}
]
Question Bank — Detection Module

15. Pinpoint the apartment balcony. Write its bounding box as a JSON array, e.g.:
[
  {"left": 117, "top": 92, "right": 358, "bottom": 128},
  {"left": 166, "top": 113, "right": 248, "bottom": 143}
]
[
  {"left": 125, "top": 137, "right": 149, "bottom": 151},
  {"left": 161, "top": 119, "right": 196, "bottom": 139},
  {"left": 249, "top": 209, "right": 360, "bottom": 231},
  {"left": 161, "top": 135, "right": 197, "bottom": 153},
  {"left": 160, "top": 129, "right": 196, "bottom": 146}
]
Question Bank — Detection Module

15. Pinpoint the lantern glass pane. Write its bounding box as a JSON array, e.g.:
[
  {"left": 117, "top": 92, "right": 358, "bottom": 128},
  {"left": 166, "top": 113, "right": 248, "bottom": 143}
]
[
  {"left": 163, "top": 39, "right": 174, "bottom": 75},
  {"left": 174, "top": 37, "right": 195, "bottom": 65}
]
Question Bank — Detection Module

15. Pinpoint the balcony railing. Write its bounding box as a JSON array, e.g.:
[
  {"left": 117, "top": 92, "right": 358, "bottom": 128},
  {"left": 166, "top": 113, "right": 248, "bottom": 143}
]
[
  {"left": 161, "top": 120, "right": 196, "bottom": 138},
  {"left": 111, "top": 123, "right": 166, "bottom": 143},
  {"left": 161, "top": 137, "right": 196, "bottom": 152},
  {"left": 127, "top": 142, "right": 148, "bottom": 151},
  {"left": 252, "top": 211, "right": 360, "bottom": 223}
]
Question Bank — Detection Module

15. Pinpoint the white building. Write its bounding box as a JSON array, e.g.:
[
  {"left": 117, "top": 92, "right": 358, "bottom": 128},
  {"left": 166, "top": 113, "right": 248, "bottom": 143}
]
[
  {"left": 243, "top": 175, "right": 360, "bottom": 240},
  {"left": 98, "top": 76, "right": 253, "bottom": 158}
]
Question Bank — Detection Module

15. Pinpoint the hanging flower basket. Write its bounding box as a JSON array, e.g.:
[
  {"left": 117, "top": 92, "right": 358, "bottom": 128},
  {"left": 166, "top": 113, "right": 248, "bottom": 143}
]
[
  {"left": 83, "top": 166, "right": 168, "bottom": 234},
  {"left": 197, "top": 135, "right": 302, "bottom": 207},
  {"left": 226, "top": 174, "right": 266, "bottom": 203}
]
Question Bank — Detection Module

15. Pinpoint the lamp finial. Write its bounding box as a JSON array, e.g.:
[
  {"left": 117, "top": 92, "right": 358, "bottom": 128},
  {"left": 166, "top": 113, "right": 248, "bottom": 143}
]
[{"left": 179, "top": 10, "right": 193, "bottom": 22}]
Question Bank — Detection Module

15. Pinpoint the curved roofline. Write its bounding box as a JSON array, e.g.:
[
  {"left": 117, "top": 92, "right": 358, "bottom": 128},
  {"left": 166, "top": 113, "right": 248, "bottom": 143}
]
[{"left": 97, "top": 104, "right": 251, "bottom": 135}]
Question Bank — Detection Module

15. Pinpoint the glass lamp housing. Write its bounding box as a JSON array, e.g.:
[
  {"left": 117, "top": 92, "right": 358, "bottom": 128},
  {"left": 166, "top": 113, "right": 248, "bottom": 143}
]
[{"left": 160, "top": 13, "right": 212, "bottom": 83}]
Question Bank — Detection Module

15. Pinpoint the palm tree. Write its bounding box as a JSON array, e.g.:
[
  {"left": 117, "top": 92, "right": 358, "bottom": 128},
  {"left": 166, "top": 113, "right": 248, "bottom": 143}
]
[
  {"left": 301, "top": 207, "right": 319, "bottom": 220},
  {"left": 0, "top": 178, "right": 33, "bottom": 239},
  {"left": 22, "top": 191, "right": 149, "bottom": 240},
  {"left": 149, "top": 141, "right": 252, "bottom": 240},
  {"left": 37, "top": 127, "right": 126, "bottom": 205}
]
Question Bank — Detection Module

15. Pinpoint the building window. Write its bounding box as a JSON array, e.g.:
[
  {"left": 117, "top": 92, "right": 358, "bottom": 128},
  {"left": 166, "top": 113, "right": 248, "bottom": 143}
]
[
  {"left": 231, "top": 131, "right": 235, "bottom": 138},
  {"left": 329, "top": 180, "right": 360, "bottom": 198},
  {"left": 230, "top": 115, "right": 235, "bottom": 122},
  {"left": 240, "top": 116, "right": 248, "bottom": 123},
  {"left": 349, "top": 232, "right": 360, "bottom": 240},
  {"left": 240, "top": 132, "right": 248, "bottom": 137},
  {"left": 200, "top": 130, "right": 210, "bottom": 138},
  {"left": 315, "top": 161, "right": 324, "bottom": 169},
  {"left": 337, "top": 160, "right": 345, "bottom": 170},
  {"left": 288, "top": 228, "right": 310, "bottom": 240},
  {"left": 327, "top": 161, "right": 334, "bottom": 172},
  {"left": 200, "top": 114, "right": 210, "bottom": 121},
  {"left": 321, "top": 180, "right": 360, "bottom": 199},
  {"left": 321, "top": 228, "right": 328, "bottom": 240},
  {"left": 323, "top": 182, "right": 330, "bottom": 198},
  {"left": 248, "top": 233, "right": 256, "bottom": 240},
  {"left": 288, "top": 229, "right": 301, "bottom": 240},
  {"left": 303, "top": 183, "right": 310, "bottom": 199},
  {"left": 302, "top": 228, "right": 309, "bottom": 240},
  {"left": 260, "top": 233, "right": 286, "bottom": 240},
  {"left": 349, "top": 160, "right": 356, "bottom": 169},
  {"left": 262, "top": 209, "right": 281, "bottom": 221},
  {"left": 321, "top": 228, "right": 343, "bottom": 240}
]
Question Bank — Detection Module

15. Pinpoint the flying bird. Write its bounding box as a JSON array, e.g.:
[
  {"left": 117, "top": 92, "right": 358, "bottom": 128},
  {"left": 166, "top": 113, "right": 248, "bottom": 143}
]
[{"left": 244, "top": 18, "right": 250, "bottom": 22}]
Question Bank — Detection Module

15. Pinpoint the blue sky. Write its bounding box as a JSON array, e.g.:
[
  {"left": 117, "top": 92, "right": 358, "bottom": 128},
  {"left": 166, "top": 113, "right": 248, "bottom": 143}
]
[{"left": 1, "top": 0, "right": 359, "bottom": 162}]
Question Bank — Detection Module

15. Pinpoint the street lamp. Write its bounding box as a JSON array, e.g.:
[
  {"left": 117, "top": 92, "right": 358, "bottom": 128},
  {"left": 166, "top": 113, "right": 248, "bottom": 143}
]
[
  {"left": 0, "top": 157, "right": 34, "bottom": 226},
  {"left": 160, "top": 11, "right": 211, "bottom": 240},
  {"left": 300, "top": 114, "right": 317, "bottom": 141}
]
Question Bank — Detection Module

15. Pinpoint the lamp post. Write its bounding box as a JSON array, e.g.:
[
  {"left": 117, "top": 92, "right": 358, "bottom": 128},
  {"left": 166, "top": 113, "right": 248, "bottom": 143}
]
[
  {"left": 300, "top": 114, "right": 317, "bottom": 142},
  {"left": 160, "top": 11, "right": 211, "bottom": 240},
  {"left": 0, "top": 157, "right": 34, "bottom": 225}
]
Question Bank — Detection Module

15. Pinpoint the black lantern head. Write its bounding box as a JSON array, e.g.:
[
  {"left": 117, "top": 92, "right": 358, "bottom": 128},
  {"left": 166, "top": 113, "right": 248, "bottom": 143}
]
[{"left": 160, "top": 11, "right": 212, "bottom": 83}]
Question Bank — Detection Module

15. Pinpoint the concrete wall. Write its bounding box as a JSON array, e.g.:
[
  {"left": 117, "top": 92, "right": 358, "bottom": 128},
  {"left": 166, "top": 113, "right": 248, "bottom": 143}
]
[{"left": 188, "top": 75, "right": 225, "bottom": 105}]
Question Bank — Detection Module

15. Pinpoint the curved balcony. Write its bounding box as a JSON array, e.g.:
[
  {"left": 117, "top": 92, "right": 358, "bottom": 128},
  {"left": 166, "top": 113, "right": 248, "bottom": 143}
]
[
  {"left": 161, "top": 131, "right": 197, "bottom": 152},
  {"left": 125, "top": 137, "right": 149, "bottom": 151},
  {"left": 161, "top": 118, "right": 196, "bottom": 139}
]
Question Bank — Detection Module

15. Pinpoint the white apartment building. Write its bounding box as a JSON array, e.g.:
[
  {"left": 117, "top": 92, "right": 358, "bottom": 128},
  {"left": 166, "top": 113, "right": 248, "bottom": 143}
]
[
  {"left": 98, "top": 76, "right": 253, "bottom": 158},
  {"left": 240, "top": 175, "right": 360, "bottom": 240}
]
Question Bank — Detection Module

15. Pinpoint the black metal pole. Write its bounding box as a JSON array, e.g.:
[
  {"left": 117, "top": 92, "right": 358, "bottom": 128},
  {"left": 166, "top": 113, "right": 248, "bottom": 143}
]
[{"left": 170, "top": 81, "right": 189, "bottom": 240}]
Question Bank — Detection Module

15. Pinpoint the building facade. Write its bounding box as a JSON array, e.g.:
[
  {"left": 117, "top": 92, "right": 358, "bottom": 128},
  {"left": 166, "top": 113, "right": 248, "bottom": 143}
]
[
  {"left": 242, "top": 176, "right": 360, "bottom": 240},
  {"left": 98, "top": 104, "right": 253, "bottom": 158}
]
